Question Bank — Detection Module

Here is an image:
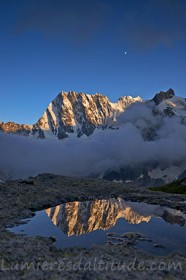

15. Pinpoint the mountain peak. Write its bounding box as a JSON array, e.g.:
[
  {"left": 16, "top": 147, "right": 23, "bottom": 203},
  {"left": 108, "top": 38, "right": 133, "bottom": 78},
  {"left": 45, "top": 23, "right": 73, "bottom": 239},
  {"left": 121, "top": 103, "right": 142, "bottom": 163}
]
[
  {"left": 1, "top": 89, "right": 184, "bottom": 140},
  {"left": 152, "top": 88, "right": 175, "bottom": 105},
  {"left": 34, "top": 90, "right": 142, "bottom": 139}
]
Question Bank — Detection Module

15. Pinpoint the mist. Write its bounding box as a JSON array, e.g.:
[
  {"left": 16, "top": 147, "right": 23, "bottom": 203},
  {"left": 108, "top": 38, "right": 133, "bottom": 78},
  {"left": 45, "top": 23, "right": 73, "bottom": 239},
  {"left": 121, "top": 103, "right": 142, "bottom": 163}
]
[{"left": 0, "top": 101, "right": 186, "bottom": 180}]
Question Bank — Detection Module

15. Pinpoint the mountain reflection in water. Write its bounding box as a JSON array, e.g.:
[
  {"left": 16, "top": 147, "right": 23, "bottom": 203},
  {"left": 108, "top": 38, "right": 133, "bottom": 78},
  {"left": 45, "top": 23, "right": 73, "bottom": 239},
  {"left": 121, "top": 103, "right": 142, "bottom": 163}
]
[{"left": 45, "top": 198, "right": 185, "bottom": 236}]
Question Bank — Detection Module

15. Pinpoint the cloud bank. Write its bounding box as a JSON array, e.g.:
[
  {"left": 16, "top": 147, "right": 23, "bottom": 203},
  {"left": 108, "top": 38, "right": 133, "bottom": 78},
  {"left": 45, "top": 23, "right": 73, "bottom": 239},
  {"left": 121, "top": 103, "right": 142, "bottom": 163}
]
[{"left": 0, "top": 102, "right": 186, "bottom": 179}]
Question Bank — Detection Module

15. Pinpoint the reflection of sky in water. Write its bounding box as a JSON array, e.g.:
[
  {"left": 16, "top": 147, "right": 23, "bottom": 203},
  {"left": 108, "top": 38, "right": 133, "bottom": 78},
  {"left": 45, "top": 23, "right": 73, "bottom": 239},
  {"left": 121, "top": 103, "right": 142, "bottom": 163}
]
[{"left": 9, "top": 199, "right": 186, "bottom": 255}]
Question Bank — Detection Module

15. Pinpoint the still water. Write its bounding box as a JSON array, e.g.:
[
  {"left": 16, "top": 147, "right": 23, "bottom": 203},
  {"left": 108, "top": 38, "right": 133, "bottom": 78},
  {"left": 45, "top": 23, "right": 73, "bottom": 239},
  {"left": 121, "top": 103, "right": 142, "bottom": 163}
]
[{"left": 9, "top": 198, "right": 186, "bottom": 255}]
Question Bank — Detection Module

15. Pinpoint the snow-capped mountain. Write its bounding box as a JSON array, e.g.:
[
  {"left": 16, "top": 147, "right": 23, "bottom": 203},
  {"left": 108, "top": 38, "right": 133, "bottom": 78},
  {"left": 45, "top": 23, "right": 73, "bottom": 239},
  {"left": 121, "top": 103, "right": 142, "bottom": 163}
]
[
  {"left": 32, "top": 91, "right": 142, "bottom": 139},
  {"left": 152, "top": 88, "right": 186, "bottom": 119},
  {"left": 1, "top": 88, "right": 185, "bottom": 140},
  {"left": 0, "top": 91, "right": 142, "bottom": 139},
  {"left": 0, "top": 88, "right": 186, "bottom": 186}
]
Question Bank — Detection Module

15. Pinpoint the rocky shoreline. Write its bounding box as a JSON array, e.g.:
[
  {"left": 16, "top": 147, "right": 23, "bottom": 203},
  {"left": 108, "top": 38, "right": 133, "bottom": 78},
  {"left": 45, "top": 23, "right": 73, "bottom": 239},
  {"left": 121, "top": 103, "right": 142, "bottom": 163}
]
[{"left": 0, "top": 173, "right": 186, "bottom": 279}]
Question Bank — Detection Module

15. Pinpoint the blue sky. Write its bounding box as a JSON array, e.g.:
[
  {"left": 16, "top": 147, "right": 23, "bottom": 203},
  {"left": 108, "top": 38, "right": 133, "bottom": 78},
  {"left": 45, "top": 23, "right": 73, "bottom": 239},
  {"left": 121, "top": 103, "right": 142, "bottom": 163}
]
[{"left": 0, "top": 0, "right": 186, "bottom": 124}]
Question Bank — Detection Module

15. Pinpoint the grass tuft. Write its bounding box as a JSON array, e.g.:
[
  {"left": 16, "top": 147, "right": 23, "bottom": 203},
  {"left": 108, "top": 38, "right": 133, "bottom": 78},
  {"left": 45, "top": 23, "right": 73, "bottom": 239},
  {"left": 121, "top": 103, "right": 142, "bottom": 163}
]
[{"left": 150, "top": 178, "right": 186, "bottom": 194}]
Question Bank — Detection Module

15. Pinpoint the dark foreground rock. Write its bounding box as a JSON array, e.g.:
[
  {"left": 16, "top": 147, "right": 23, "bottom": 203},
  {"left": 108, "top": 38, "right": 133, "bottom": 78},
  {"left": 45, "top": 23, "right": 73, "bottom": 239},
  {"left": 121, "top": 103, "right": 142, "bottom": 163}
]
[{"left": 0, "top": 174, "right": 186, "bottom": 279}]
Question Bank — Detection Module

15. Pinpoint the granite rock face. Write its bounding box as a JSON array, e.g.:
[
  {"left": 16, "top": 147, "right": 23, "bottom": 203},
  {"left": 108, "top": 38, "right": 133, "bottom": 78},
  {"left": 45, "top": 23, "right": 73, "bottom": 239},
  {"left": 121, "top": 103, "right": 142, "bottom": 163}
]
[
  {"left": 1, "top": 89, "right": 185, "bottom": 140},
  {"left": 0, "top": 89, "right": 186, "bottom": 185},
  {"left": 103, "top": 164, "right": 186, "bottom": 187},
  {"left": 152, "top": 88, "right": 175, "bottom": 105},
  {"left": 0, "top": 122, "right": 31, "bottom": 136},
  {"left": 34, "top": 91, "right": 141, "bottom": 139},
  {"left": 0, "top": 91, "right": 141, "bottom": 139}
]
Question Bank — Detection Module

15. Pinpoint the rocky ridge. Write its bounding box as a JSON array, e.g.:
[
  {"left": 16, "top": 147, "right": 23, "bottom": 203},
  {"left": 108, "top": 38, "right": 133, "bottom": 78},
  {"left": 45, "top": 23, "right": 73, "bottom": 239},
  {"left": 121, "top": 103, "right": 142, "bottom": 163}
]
[
  {"left": 0, "top": 91, "right": 142, "bottom": 139},
  {"left": 1, "top": 88, "right": 185, "bottom": 140},
  {"left": 1, "top": 88, "right": 186, "bottom": 185}
]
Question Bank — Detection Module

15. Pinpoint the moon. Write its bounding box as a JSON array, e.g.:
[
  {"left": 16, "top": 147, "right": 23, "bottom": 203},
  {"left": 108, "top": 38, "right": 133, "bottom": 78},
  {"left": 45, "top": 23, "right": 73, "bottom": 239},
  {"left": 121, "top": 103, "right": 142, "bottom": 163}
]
[{"left": 124, "top": 51, "right": 127, "bottom": 55}]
